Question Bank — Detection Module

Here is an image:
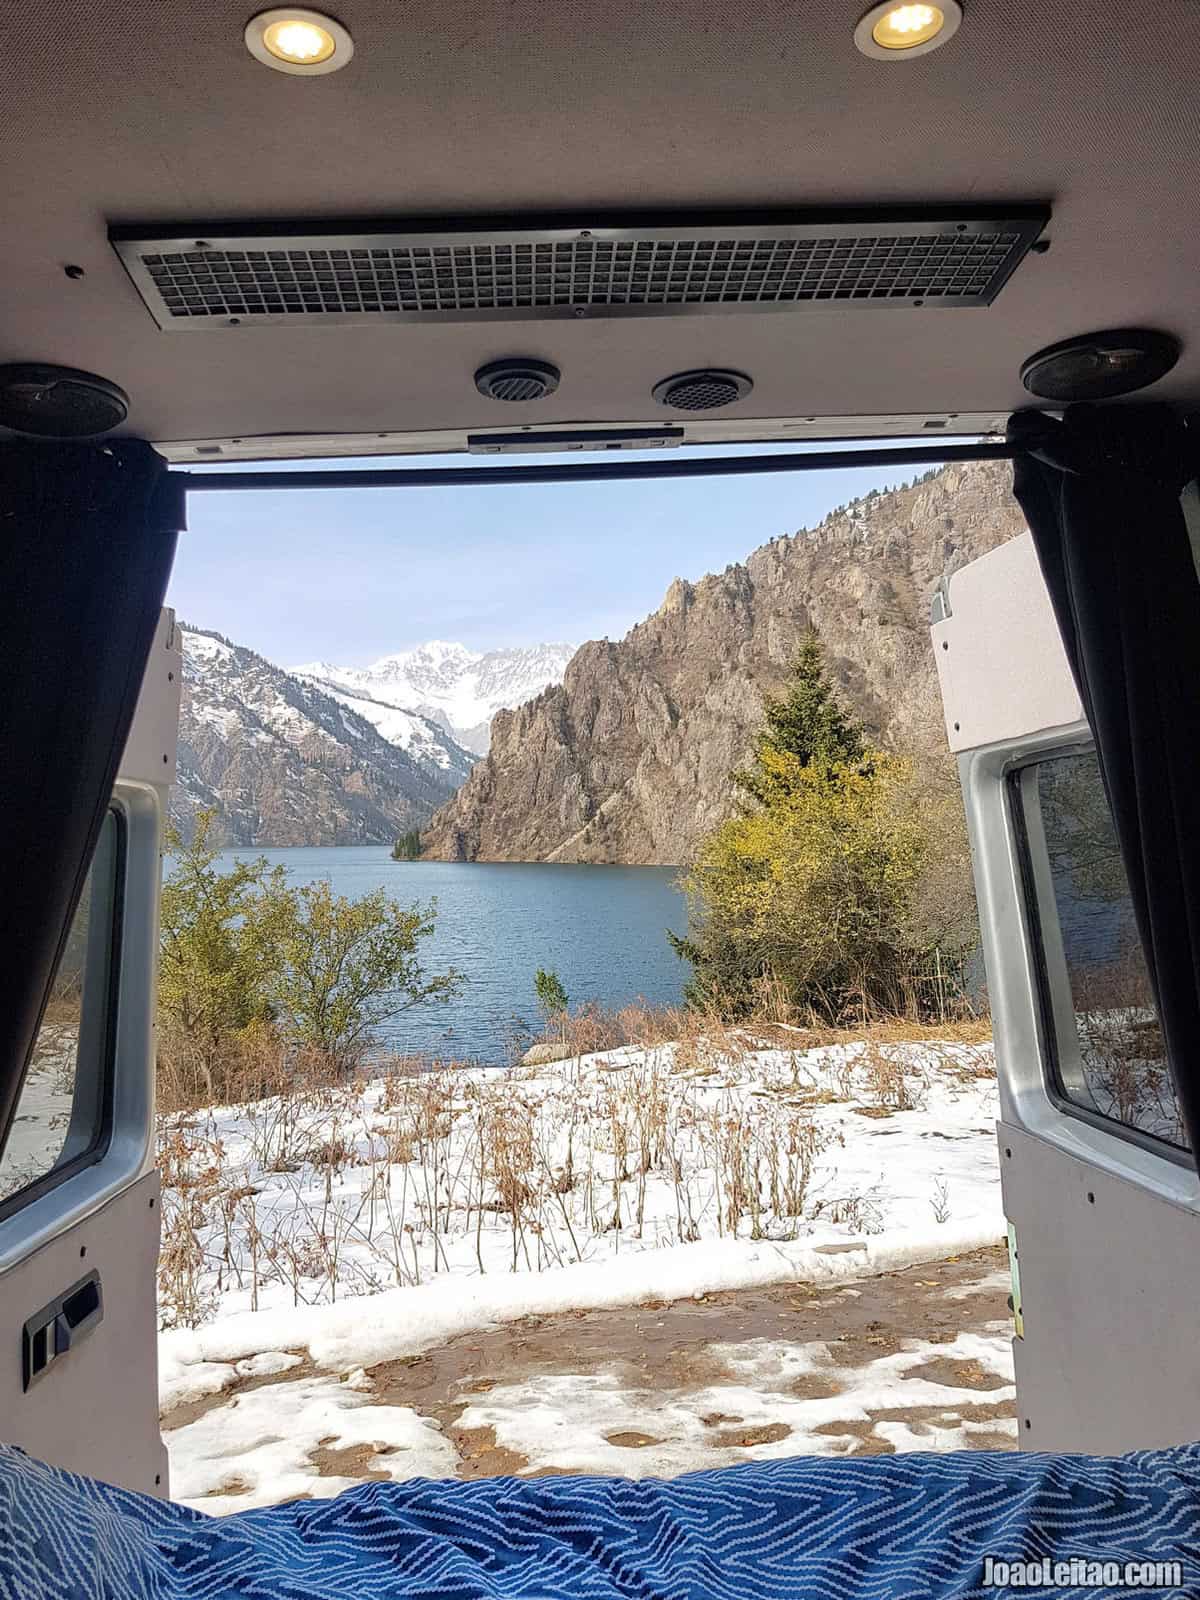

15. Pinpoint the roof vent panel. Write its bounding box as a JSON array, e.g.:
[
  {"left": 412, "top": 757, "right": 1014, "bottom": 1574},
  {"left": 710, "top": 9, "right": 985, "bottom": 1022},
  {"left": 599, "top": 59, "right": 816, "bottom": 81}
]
[
  {"left": 112, "top": 208, "right": 1049, "bottom": 330},
  {"left": 652, "top": 369, "right": 753, "bottom": 410}
]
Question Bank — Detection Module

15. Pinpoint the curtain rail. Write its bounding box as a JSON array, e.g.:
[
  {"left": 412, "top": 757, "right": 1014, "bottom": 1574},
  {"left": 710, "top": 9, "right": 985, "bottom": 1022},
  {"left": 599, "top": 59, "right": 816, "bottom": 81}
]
[{"left": 176, "top": 440, "right": 1017, "bottom": 492}]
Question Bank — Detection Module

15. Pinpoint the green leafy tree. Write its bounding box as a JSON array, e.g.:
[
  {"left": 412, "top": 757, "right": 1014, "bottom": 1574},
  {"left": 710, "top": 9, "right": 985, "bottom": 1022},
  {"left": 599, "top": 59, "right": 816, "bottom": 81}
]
[
  {"left": 158, "top": 811, "right": 284, "bottom": 1100},
  {"left": 391, "top": 829, "right": 422, "bottom": 861},
  {"left": 673, "top": 638, "right": 924, "bottom": 1022},
  {"left": 534, "top": 968, "right": 569, "bottom": 1045},
  {"left": 259, "top": 882, "right": 462, "bottom": 1069}
]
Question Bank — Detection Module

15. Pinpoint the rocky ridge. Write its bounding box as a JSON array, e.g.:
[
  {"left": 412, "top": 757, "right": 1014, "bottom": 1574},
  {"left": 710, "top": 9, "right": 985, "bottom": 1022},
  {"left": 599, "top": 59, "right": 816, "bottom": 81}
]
[{"left": 420, "top": 462, "right": 1026, "bottom": 865}]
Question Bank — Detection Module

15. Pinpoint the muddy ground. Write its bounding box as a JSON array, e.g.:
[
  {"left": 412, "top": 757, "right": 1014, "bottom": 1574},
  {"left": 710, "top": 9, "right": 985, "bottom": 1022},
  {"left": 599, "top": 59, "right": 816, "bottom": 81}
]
[{"left": 164, "top": 1245, "right": 1015, "bottom": 1483}]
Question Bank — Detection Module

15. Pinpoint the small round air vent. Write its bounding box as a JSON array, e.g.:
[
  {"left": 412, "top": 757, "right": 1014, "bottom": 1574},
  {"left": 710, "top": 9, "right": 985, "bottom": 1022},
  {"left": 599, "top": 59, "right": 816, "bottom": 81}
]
[
  {"left": 1020, "top": 329, "right": 1181, "bottom": 402},
  {"left": 475, "top": 358, "right": 560, "bottom": 403},
  {"left": 652, "top": 369, "right": 753, "bottom": 411},
  {"left": 0, "top": 364, "right": 129, "bottom": 438}
]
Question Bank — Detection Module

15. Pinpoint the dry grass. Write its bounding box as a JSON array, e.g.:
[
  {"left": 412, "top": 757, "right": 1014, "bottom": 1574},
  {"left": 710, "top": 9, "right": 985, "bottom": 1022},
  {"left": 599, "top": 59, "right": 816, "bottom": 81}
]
[
  {"left": 528, "top": 1000, "right": 991, "bottom": 1066},
  {"left": 154, "top": 1004, "right": 996, "bottom": 1330}
]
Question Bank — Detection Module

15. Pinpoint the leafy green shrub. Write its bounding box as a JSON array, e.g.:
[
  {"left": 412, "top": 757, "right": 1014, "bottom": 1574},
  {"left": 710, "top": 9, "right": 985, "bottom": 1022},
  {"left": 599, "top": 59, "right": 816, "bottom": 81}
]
[
  {"left": 158, "top": 810, "right": 461, "bottom": 1102},
  {"left": 534, "top": 968, "right": 569, "bottom": 1047},
  {"left": 673, "top": 635, "right": 928, "bottom": 1023},
  {"left": 260, "top": 881, "right": 461, "bottom": 1070},
  {"left": 159, "top": 813, "right": 284, "bottom": 1102}
]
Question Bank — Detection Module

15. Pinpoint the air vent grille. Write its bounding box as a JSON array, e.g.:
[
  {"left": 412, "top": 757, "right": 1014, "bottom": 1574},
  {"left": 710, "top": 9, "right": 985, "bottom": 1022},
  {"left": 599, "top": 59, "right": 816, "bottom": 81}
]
[
  {"left": 113, "top": 210, "right": 1048, "bottom": 330},
  {"left": 475, "top": 358, "right": 560, "bottom": 402},
  {"left": 653, "top": 369, "right": 753, "bottom": 411}
]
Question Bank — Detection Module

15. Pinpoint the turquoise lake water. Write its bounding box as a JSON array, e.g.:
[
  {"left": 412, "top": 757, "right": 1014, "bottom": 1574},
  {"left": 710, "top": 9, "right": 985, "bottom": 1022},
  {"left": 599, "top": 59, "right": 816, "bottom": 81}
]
[{"left": 213, "top": 848, "right": 688, "bottom": 1065}]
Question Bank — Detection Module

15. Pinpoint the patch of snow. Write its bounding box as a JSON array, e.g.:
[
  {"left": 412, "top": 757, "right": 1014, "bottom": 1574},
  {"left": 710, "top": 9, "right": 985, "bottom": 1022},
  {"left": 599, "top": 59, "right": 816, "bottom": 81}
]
[
  {"left": 0, "top": 1034, "right": 77, "bottom": 1203},
  {"left": 167, "top": 1361, "right": 239, "bottom": 1409},
  {"left": 165, "top": 1374, "right": 457, "bottom": 1513},
  {"left": 234, "top": 1352, "right": 303, "bottom": 1380},
  {"left": 943, "top": 1266, "right": 1013, "bottom": 1300},
  {"left": 182, "top": 633, "right": 234, "bottom": 666},
  {"left": 456, "top": 1326, "right": 1016, "bottom": 1476},
  {"left": 294, "top": 676, "right": 475, "bottom": 779}
]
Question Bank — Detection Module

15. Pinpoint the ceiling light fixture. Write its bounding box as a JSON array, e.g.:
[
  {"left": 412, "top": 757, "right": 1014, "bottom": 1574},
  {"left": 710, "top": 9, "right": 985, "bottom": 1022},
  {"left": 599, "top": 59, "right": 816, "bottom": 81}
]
[
  {"left": 855, "top": 1, "right": 962, "bottom": 59},
  {"left": 244, "top": 8, "right": 353, "bottom": 74}
]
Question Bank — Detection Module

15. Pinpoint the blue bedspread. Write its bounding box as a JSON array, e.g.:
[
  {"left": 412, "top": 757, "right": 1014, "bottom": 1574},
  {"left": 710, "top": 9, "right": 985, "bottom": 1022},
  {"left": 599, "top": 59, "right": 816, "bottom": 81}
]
[{"left": 3, "top": 1440, "right": 1199, "bottom": 1600}]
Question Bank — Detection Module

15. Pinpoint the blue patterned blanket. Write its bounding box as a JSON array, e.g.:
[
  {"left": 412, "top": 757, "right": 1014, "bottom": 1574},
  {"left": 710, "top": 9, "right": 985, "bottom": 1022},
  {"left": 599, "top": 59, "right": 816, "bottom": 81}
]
[{"left": 2, "top": 1440, "right": 1199, "bottom": 1599}]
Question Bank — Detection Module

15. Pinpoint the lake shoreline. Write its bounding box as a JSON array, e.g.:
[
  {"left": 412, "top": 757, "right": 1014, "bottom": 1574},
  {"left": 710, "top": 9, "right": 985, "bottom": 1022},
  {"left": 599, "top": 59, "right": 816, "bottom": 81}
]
[{"left": 209, "top": 847, "right": 688, "bottom": 1067}]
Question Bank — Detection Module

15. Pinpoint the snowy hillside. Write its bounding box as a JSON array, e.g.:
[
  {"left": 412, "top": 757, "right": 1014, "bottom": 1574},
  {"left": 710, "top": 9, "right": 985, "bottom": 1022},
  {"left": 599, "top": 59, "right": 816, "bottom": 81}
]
[
  {"left": 174, "top": 628, "right": 467, "bottom": 846},
  {"left": 293, "top": 640, "right": 576, "bottom": 754},
  {"left": 289, "top": 677, "right": 475, "bottom": 786}
]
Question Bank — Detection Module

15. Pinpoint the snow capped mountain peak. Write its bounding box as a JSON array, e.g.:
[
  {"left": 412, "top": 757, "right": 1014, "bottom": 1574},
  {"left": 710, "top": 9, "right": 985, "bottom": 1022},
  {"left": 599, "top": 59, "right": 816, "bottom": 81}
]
[
  {"left": 175, "top": 626, "right": 476, "bottom": 846},
  {"left": 290, "top": 639, "right": 576, "bottom": 754}
]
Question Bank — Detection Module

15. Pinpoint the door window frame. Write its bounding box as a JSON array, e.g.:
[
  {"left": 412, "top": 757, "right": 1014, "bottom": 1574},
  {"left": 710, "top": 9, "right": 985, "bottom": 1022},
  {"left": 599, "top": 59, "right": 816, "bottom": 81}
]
[
  {"left": 0, "top": 782, "right": 162, "bottom": 1268},
  {"left": 1007, "top": 742, "right": 1192, "bottom": 1169},
  {"left": 0, "top": 809, "right": 126, "bottom": 1221}
]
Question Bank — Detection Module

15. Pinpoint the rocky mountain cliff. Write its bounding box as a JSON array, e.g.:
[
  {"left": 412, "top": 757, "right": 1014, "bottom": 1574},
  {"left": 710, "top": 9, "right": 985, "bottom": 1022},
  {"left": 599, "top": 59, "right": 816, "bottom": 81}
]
[
  {"left": 173, "top": 629, "right": 470, "bottom": 847},
  {"left": 421, "top": 461, "right": 1027, "bottom": 866},
  {"left": 292, "top": 640, "right": 576, "bottom": 754}
]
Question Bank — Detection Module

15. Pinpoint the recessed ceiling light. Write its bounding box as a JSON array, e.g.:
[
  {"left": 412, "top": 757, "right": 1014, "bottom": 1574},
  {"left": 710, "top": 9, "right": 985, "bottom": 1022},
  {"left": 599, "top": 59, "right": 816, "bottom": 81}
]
[
  {"left": 244, "top": 8, "right": 353, "bottom": 75},
  {"left": 855, "top": 1, "right": 962, "bottom": 59}
]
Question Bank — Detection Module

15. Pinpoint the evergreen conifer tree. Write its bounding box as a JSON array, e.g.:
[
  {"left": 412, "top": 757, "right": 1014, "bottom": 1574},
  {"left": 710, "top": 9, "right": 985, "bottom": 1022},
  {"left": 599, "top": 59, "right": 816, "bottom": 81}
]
[{"left": 733, "top": 633, "right": 865, "bottom": 807}]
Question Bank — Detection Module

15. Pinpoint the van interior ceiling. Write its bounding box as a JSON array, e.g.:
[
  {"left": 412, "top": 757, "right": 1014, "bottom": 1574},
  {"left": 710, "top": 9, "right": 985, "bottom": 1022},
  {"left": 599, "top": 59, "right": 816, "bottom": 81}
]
[{"left": 4, "top": 0, "right": 1200, "bottom": 1594}]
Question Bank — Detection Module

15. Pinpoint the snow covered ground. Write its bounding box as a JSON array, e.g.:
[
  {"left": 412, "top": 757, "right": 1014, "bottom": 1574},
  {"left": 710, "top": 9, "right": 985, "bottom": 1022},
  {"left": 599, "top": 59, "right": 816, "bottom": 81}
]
[
  {"left": 453, "top": 1324, "right": 1016, "bottom": 1478},
  {"left": 163, "top": 1246, "right": 1016, "bottom": 1512},
  {"left": 157, "top": 1035, "right": 1003, "bottom": 1416},
  {"left": 0, "top": 1028, "right": 77, "bottom": 1205}
]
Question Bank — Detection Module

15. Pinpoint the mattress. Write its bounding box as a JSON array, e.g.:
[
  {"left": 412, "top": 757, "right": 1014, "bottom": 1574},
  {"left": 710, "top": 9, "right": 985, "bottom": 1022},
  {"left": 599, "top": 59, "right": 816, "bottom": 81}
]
[{"left": 2, "top": 1439, "right": 1198, "bottom": 1599}]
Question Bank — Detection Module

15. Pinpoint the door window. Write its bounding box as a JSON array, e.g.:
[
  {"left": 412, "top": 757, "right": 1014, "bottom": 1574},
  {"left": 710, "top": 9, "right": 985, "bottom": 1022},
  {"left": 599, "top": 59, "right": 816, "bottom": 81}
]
[
  {"left": 0, "top": 813, "right": 122, "bottom": 1210},
  {"left": 1015, "top": 751, "right": 1186, "bottom": 1152}
]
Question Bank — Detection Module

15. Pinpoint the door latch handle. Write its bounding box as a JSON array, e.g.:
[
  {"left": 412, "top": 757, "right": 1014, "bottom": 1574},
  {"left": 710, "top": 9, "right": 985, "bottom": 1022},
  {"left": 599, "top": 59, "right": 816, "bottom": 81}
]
[{"left": 22, "top": 1270, "right": 103, "bottom": 1390}]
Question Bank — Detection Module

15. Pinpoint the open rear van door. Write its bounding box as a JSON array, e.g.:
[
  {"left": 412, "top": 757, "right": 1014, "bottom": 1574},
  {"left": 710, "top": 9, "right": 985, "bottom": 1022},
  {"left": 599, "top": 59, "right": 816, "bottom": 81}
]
[
  {"left": 0, "top": 611, "right": 180, "bottom": 1493},
  {"left": 0, "top": 443, "right": 181, "bottom": 1492},
  {"left": 933, "top": 531, "right": 1200, "bottom": 1453}
]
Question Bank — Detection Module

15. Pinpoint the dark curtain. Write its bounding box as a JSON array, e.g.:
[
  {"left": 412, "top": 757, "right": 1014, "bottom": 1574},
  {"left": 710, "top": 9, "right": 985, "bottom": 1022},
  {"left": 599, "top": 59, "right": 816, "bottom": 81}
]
[
  {"left": 1008, "top": 404, "right": 1200, "bottom": 1164},
  {"left": 0, "top": 441, "right": 182, "bottom": 1153}
]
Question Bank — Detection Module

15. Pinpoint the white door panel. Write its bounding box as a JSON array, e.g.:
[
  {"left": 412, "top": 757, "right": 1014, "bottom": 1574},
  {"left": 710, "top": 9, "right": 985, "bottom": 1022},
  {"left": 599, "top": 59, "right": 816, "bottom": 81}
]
[{"left": 0, "top": 1172, "right": 166, "bottom": 1493}]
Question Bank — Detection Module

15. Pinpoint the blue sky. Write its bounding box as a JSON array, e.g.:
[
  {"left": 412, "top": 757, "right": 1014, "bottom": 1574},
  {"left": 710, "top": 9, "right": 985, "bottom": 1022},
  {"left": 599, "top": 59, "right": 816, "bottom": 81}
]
[{"left": 167, "top": 445, "right": 924, "bottom": 667}]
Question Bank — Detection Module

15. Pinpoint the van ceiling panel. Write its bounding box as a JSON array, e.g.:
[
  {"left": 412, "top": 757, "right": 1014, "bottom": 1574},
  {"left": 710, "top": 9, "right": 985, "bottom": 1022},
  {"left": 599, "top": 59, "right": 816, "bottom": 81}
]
[
  {"left": 113, "top": 211, "right": 1048, "bottom": 330},
  {"left": 2, "top": 1, "right": 1199, "bottom": 452}
]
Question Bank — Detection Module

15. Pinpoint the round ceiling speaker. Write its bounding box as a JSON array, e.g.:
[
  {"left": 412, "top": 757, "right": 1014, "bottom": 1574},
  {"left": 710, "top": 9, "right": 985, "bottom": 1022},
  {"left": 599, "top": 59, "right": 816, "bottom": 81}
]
[
  {"left": 0, "top": 363, "right": 129, "bottom": 438},
  {"left": 1020, "top": 329, "right": 1181, "bottom": 403},
  {"left": 652, "top": 369, "right": 753, "bottom": 411},
  {"left": 474, "top": 358, "right": 560, "bottom": 403}
]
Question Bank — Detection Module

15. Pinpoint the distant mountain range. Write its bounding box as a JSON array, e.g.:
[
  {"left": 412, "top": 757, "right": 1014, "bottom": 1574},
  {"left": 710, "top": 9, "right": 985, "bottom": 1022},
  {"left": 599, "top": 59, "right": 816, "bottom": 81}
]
[
  {"left": 172, "top": 630, "right": 573, "bottom": 847},
  {"left": 173, "top": 464, "right": 1025, "bottom": 859},
  {"left": 291, "top": 641, "right": 577, "bottom": 755}
]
